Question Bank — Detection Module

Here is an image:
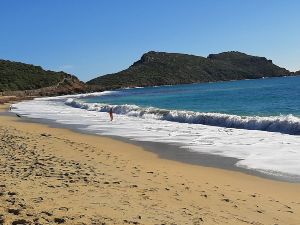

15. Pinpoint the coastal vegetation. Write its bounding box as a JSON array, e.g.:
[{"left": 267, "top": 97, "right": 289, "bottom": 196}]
[
  {"left": 0, "top": 59, "right": 86, "bottom": 96},
  {"left": 87, "top": 51, "right": 291, "bottom": 89},
  {"left": 1, "top": 52, "right": 298, "bottom": 96}
]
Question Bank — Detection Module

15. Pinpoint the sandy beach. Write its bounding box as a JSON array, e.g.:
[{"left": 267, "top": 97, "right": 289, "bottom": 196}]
[{"left": 0, "top": 103, "right": 300, "bottom": 225}]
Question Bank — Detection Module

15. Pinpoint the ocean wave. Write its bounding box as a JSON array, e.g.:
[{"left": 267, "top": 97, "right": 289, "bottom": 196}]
[
  {"left": 35, "top": 91, "right": 119, "bottom": 101},
  {"left": 65, "top": 98, "right": 300, "bottom": 135}
]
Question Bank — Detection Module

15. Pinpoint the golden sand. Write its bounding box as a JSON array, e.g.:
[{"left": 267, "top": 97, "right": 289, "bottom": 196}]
[{"left": 0, "top": 104, "right": 299, "bottom": 224}]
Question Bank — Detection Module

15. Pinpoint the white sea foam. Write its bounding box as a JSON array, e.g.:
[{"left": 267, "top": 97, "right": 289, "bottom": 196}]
[
  {"left": 12, "top": 94, "right": 300, "bottom": 179},
  {"left": 64, "top": 98, "right": 300, "bottom": 135},
  {"left": 34, "top": 91, "right": 118, "bottom": 101}
]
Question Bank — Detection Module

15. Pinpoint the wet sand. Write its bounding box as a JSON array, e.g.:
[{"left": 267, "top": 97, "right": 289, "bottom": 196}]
[
  {"left": 12, "top": 112, "right": 299, "bottom": 183},
  {"left": 1, "top": 104, "right": 300, "bottom": 224}
]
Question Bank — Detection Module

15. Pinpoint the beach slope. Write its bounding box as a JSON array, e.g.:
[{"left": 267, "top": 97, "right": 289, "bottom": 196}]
[{"left": 0, "top": 104, "right": 299, "bottom": 225}]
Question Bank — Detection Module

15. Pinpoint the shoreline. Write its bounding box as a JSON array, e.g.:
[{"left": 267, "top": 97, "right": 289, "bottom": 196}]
[
  {"left": 108, "top": 136, "right": 300, "bottom": 183},
  {"left": 6, "top": 109, "right": 300, "bottom": 183},
  {"left": 1, "top": 103, "right": 300, "bottom": 224}
]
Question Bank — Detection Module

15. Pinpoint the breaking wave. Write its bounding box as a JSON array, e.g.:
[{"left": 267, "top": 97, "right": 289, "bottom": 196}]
[{"left": 65, "top": 98, "right": 300, "bottom": 135}]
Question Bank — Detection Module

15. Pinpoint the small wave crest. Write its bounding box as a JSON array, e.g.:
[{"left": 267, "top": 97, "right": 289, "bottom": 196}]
[{"left": 65, "top": 98, "right": 300, "bottom": 135}]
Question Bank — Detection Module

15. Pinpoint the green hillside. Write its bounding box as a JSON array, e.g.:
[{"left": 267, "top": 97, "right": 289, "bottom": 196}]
[
  {"left": 0, "top": 59, "right": 77, "bottom": 92},
  {"left": 87, "top": 51, "right": 291, "bottom": 89}
]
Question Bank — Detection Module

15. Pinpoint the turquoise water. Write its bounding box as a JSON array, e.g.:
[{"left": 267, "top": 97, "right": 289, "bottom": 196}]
[{"left": 85, "top": 76, "right": 300, "bottom": 117}]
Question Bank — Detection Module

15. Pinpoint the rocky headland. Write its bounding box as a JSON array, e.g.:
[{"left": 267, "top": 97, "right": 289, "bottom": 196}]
[
  {"left": 87, "top": 51, "right": 293, "bottom": 90},
  {"left": 0, "top": 60, "right": 87, "bottom": 101}
]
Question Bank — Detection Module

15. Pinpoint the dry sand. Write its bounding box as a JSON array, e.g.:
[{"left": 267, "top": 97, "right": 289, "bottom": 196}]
[{"left": 0, "top": 104, "right": 299, "bottom": 225}]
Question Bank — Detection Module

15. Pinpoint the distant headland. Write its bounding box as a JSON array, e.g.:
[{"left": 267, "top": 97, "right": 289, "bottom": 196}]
[
  {"left": 87, "top": 51, "right": 297, "bottom": 90},
  {"left": 1, "top": 51, "right": 299, "bottom": 98}
]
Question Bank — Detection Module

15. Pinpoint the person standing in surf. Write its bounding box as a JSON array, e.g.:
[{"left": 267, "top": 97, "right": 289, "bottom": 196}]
[{"left": 109, "top": 108, "right": 113, "bottom": 121}]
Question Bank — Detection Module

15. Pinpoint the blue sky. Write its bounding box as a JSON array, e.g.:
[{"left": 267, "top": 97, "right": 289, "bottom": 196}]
[{"left": 0, "top": 0, "right": 299, "bottom": 81}]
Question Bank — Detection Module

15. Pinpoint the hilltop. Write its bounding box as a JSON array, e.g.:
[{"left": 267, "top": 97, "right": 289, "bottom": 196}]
[
  {"left": 1, "top": 52, "right": 296, "bottom": 98},
  {"left": 0, "top": 59, "right": 86, "bottom": 96},
  {"left": 87, "top": 51, "right": 291, "bottom": 89}
]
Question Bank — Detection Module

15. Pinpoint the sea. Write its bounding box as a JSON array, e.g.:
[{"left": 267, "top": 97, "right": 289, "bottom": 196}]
[{"left": 12, "top": 76, "right": 300, "bottom": 181}]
